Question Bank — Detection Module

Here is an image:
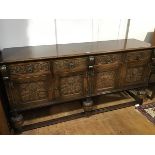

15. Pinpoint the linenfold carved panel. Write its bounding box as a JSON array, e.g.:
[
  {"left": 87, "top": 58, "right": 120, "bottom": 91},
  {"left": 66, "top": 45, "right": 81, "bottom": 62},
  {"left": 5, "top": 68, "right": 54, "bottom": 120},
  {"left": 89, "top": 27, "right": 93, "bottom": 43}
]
[
  {"left": 96, "top": 71, "right": 115, "bottom": 90},
  {"left": 95, "top": 54, "right": 121, "bottom": 65},
  {"left": 53, "top": 58, "right": 87, "bottom": 72},
  {"left": 9, "top": 61, "right": 50, "bottom": 74},
  {"left": 60, "top": 75, "right": 83, "bottom": 97},
  {"left": 17, "top": 81, "right": 48, "bottom": 103},
  {"left": 126, "top": 67, "right": 143, "bottom": 83}
]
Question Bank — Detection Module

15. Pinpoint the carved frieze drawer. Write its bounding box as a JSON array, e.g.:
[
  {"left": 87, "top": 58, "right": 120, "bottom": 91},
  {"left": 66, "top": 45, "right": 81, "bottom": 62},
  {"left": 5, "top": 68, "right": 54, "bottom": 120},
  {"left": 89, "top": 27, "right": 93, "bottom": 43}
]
[
  {"left": 8, "top": 61, "right": 50, "bottom": 75},
  {"left": 126, "top": 50, "right": 151, "bottom": 62},
  {"left": 95, "top": 53, "right": 122, "bottom": 65},
  {"left": 53, "top": 57, "right": 87, "bottom": 74}
]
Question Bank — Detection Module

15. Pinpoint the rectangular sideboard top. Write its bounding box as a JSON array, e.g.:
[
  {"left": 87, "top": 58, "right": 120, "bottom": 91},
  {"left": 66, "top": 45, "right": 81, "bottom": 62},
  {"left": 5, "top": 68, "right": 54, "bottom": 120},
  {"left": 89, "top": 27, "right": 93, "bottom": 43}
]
[{"left": 0, "top": 39, "right": 154, "bottom": 63}]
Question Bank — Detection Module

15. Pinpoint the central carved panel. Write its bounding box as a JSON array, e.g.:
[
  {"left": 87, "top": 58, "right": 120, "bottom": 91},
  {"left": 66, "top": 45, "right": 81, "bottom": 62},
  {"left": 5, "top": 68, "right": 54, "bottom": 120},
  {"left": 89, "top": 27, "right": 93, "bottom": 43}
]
[
  {"left": 126, "top": 67, "right": 143, "bottom": 83},
  {"left": 96, "top": 71, "right": 115, "bottom": 90},
  {"left": 18, "top": 81, "right": 48, "bottom": 103},
  {"left": 60, "top": 75, "right": 83, "bottom": 97}
]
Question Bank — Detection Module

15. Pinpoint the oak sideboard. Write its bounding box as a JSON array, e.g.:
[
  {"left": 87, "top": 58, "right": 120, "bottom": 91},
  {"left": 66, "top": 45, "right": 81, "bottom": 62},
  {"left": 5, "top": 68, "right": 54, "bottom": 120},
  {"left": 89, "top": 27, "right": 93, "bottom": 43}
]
[{"left": 0, "top": 39, "right": 154, "bottom": 132}]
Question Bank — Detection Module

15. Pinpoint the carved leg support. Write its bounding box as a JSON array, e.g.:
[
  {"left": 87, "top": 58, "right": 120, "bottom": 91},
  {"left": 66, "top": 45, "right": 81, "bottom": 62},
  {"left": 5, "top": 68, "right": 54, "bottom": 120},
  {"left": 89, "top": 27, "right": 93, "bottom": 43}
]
[
  {"left": 11, "top": 110, "right": 24, "bottom": 134},
  {"left": 82, "top": 98, "right": 94, "bottom": 116}
]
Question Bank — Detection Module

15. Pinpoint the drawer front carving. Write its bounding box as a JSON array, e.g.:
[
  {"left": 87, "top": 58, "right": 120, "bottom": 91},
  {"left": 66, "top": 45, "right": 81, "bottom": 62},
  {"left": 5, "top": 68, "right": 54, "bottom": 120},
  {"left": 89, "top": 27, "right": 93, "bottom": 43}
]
[
  {"left": 53, "top": 58, "right": 87, "bottom": 73},
  {"left": 126, "top": 50, "right": 151, "bottom": 62},
  {"left": 95, "top": 71, "right": 115, "bottom": 91},
  {"left": 125, "top": 67, "right": 144, "bottom": 83},
  {"left": 9, "top": 61, "right": 50, "bottom": 75},
  {"left": 95, "top": 54, "right": 122, "bottom": 65}
]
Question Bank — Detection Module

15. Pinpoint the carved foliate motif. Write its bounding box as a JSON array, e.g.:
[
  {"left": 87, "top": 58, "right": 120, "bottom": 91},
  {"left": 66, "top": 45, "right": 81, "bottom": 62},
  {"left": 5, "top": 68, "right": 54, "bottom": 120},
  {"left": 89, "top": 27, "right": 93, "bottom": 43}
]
[
  {"left": 126, "top": 51, "right": 151, "bottom": 62},
  {"left": 60, "top": 75, "right": 83, "bottom": 97},
  {"left": 53, "top": 58, "right": 87, "bottom": 72},
  {"left": 9, "top": 62, "right": 50, "bottom": 74},
  {"left": 18, "top": 81, "right": 48, "bottom": 103},
  {"left": 96, "top": 71, "right": 115, "bottom": 90},
  {"left": 126, "top": 67, "right": 143, "bottom": 83},
  {"left": 95, "top": 54, "right": 121, "bottom": 65}
]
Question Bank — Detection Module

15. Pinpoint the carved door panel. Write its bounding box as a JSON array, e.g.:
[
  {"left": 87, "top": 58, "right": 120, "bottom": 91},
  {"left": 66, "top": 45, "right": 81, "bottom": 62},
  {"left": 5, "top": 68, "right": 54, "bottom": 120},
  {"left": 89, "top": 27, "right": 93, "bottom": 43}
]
[
  {"left": 53, "top": 57, "right": 88, "bottom": 101},
  {"left": 93, "top": 53, "right": 123, "bottom": 94},
  {"left": 124, "top": 65, "right": 150, "bottom": 86},
  {"left": 7, "top": 74, "right": 53, "bottom": 110},
  {"left": 124, "top": 50, "right": 151, "bottom": 86},
  {"left": 54, "top": 72, "right": 87, "bottom": 101},
  {"left": 93, "top": 68, "right": 121, "bottom": 94}
]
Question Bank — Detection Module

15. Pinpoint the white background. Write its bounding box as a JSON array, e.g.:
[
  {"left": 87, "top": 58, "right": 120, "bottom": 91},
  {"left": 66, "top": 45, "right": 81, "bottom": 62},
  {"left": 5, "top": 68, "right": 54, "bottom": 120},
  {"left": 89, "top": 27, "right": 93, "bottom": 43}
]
[{"left": 0, "top": 19, "right": 154, "bottom": 49}]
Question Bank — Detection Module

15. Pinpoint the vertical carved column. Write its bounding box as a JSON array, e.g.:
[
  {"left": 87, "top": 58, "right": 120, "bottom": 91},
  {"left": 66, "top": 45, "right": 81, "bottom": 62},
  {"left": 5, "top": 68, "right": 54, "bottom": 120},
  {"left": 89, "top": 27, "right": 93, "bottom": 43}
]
[
  {"left": 88, "top": 56, "right": 95, "bottom": 96},
  {"left": 82, "top": 56, "right": 95, "bottom": 113}
]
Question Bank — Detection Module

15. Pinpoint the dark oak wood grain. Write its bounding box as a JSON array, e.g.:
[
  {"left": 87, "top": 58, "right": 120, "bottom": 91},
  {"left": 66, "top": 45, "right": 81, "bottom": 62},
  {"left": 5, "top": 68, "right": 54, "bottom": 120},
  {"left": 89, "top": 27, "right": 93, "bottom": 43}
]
[
  {"left": 0, "top": 39, "right": 153, "bottom": 63},
  {"left": 0, "top": 39, "right": 154, "bottom": 132}
]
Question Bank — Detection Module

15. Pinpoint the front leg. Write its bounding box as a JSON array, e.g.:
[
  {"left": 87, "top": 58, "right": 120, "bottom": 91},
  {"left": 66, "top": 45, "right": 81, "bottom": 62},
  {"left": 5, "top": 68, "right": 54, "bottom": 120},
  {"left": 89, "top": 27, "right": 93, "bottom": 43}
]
[
  {"left": 82, "top": 97, "right": 94, "bottom": 116},
  {"left": 11, "top": 110, "right": 24, "bottom": 134}
]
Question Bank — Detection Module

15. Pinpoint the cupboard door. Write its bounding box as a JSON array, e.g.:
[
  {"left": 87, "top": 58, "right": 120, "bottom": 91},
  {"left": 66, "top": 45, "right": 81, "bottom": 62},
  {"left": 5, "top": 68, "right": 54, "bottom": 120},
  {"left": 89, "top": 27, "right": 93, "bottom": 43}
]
[
  {"left": 93, "top": 53, "right": 123, "bottom": 94},
  {"left": 6, "top": 74, "right": 53, "bottom": 110},
  {"left": 125, "top": 65, "right": 150, "bottom": 86},
  {"left": 94, "top": 69, "right": 119, "bottom": 94},
  {"left": 54, "top": 72, "right": 88, "bottom": 101}
]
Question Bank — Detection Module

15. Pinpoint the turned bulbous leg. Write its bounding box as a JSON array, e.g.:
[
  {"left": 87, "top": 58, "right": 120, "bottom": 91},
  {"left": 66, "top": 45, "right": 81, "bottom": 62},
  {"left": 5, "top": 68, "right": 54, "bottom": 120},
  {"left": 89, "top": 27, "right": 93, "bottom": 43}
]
[
  {"left": 82, "top": 98, "right": 94, "bottom": 114},
  {"left": 11, "top": 110, "right": 24, "bottom": 134}
]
